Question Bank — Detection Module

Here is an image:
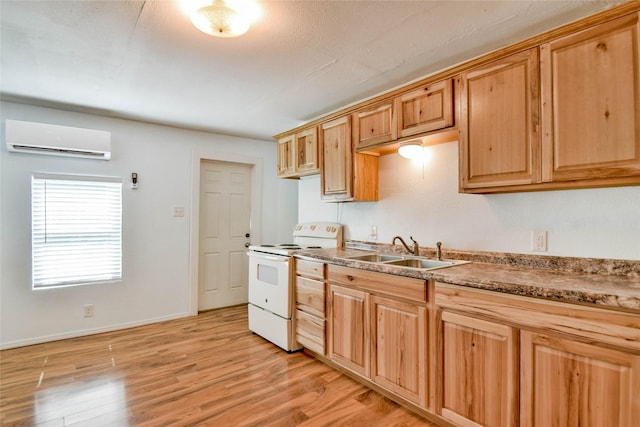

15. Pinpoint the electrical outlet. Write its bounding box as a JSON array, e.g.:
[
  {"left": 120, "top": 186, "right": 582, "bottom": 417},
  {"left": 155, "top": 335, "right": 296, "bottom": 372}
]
[
  {"left": 531, "top": 230, "right": 548, "bottom": 252},
  {"left": 172, "top": 207, "right": 185, "bottom": 217},
  {"left": 370, "top": 225, "right": 378, "bottom": 241},
  {"left": 83, "top": 304, "right": 94, "bottom": 317}
]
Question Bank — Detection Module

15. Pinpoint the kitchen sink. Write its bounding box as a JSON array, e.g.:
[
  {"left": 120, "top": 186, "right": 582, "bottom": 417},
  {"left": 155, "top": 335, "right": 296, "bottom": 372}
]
[
  {"left": 385, "top": 258, "right": 456, "bottom": 269},
  {"left": 340, "top": 252, "right": 469, "bottom": 271},
  {"left": 343, "top": 254, "right": 405, "bottom": 262}
]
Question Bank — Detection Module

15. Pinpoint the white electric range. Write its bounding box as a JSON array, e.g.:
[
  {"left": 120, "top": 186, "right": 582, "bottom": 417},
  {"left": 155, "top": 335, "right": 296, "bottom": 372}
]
[{"left": 247, "top": 222, "right": 342, "bottom": 351}]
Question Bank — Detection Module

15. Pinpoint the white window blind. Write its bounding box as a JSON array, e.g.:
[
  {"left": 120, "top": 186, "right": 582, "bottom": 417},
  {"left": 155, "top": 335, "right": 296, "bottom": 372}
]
[{"left": 31, "top": 173, "right": 122, "bottom": 289}]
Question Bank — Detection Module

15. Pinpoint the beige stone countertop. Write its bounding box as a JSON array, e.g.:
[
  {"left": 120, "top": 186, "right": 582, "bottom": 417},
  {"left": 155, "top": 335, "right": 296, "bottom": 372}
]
[{"left": 295, "top": 247, "right": 640, "bottom": 314}]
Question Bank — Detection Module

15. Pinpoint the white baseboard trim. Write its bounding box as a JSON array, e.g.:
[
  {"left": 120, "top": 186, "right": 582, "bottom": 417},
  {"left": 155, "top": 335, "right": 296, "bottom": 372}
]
[{"left": 0, "top": 312, "right": 192, "bottom": 350}]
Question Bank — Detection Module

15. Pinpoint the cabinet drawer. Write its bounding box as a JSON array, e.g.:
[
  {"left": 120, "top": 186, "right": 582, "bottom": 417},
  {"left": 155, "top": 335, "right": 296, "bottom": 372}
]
[
  {"left": 296, "top": 309, "right": 325, "bottom": 354},
  {"left": 295, "top": 276, "right": 325, "bottom": 317},
  {"left": 296, "top": 259, "right": 325, "bottom": 280},
  {"left": 327, "top": 264, "right": 427, "bottom": 303}
]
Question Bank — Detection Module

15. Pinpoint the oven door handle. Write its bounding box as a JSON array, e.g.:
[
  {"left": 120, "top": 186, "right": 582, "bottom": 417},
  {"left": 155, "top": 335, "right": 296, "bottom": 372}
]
[{"left": 249, "top": 253, "right": 289, "bottom": 263}]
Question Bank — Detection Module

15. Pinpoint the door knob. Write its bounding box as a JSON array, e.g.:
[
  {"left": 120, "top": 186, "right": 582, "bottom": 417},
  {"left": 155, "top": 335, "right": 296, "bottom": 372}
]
[
  {"left": 245, "top": 242, "right": 250, "bottom": 248},
  {"left": 245, "top": 233, "right": 250, "bottom": 238}
]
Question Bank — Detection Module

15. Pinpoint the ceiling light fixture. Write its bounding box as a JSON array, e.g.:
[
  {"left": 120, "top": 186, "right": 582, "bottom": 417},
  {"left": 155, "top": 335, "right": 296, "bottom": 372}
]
[
  {"left": 190, "top": 0, "right": 252, "bottom": 38},
  {"left": 398, "top": 141, "right": 424, "bottom": 159}
]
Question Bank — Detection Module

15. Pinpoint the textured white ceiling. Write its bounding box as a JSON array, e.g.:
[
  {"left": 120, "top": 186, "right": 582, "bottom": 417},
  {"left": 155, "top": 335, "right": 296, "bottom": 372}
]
[{"left": 0, "top": 0, "right": 625, "bottom": 141}]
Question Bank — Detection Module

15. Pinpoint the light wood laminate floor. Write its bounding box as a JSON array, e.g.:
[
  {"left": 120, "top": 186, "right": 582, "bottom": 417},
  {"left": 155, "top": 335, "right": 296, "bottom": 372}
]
[{"left": 1, "top": 305, "right": 436, "bottom": 426}]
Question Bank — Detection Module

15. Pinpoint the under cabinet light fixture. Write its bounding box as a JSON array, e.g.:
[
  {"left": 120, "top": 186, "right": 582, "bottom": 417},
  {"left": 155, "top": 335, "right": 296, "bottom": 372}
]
[{"left": 398, "top": 141, "right": 424, "bottom": 159}]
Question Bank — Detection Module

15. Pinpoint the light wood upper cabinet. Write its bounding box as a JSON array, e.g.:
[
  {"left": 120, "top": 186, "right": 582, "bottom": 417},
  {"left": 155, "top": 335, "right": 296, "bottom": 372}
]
[
  {"left": 521, "top": 331, "right": 640, "bottom": 427},
  {"left": 321, "top": 115, "right": 378, "bottom": 202},
  {"left": 277, "top": 127, "right": 320, "bottom": 178},
  {"left": 354, "top": 100, "right": 397, "bottom": 149},
  {"left": 371, "top": 294, "right": 427, "bottom": 406},
  {"left": 397, "top": 79, "right": 454, "bottom": 138},
  {"left": 540, "top": 12, "right": 640, "bottom": 184},
  {"left": 277, "top": 134, "right": 295, "bottom": 177},
  {"left": 295, "top": 127, "right": 319, "bottom": 174},
  {"left": 458, "top": 48, "right": 541, "bottom": 191},
  {"left": 277, "top": 4, "right": 640, "bottom": 193},
  {"left": 438, "top": 311, "right": 519, "bottom": 427},
  {"left": 460, "top": 10, "right": 640, "bottom": 193},
  {"left": 321, "top": 116, "right": 352, "bottom": 198}
]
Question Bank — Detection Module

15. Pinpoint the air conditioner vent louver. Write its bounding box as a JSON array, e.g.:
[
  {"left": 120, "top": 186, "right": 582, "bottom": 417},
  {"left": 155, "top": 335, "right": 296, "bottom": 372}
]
[{"left": 5, "top": 120, "right": 111, "bottom": 160}]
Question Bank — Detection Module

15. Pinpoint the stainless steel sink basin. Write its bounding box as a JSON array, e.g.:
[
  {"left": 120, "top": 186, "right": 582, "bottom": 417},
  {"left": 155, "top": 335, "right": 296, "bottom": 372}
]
[
  {"left": 341, "top": 252, "right": 469, "bottom": 271},
  {"left": 343, "top": 253, "right": 405, "bottom": 262},
  {"left": 385, "top": 258, "right": 455, "bottom": 269}
]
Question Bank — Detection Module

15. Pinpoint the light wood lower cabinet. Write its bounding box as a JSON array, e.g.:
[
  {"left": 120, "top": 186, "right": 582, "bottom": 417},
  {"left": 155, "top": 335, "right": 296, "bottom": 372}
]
[
  {"left": 371, "top": 295, "right": 427, "bottom": 405},
  {"left": 520, "top": 331, "right": 640, "bottom": 427},
  {"left": 328, "top": 284, "right": 370, "bottom": 377},
  {"left": 304, "top": 264, "right": 640, "bottom": 426},
  {"left": 440, "top": 311, "right": 518, "bottom": 426},
  {"left": 327, "top": 265, "right": 429, "bottom": 408},
  {"left": 435, "top": 282, "right": 640, "bottom": 427},
  {"left": 439, "top": 311, "right": 518, "bottom": 427},
  {"left": 294, "top": 259, "right": 326, "bottom": 354}
]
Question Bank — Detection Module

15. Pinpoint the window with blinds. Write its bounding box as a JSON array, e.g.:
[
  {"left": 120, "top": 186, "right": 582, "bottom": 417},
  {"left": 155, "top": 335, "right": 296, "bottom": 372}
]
[{"left": 31, "top": 173, "right": 122, "bottom": 289}]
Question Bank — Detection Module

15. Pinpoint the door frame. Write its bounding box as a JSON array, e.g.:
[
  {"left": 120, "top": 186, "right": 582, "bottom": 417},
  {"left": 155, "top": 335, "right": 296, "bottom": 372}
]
[{"left": 189, "top": 149, "right": 263, "bottom": 315}]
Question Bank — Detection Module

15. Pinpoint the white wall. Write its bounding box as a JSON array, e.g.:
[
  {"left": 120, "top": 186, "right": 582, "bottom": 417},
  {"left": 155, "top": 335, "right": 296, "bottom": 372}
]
[
  {"left": 0, "top": 101, "right": 298, "bottom": 349},
  {"left": 299, "top": 141, "right": 640, "bottom": 261}
]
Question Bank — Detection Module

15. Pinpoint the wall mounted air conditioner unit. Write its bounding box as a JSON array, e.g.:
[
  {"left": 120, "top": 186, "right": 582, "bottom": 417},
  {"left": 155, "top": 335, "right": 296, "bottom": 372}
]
[{"left": 5, "top": 119, "right": 111, "bottom": 160}]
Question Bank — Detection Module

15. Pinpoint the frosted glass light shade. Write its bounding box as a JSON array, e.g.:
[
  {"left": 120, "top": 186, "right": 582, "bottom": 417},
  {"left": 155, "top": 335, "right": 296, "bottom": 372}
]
[
  {"left": 191, "top": 2, "right": 251, "bottom": 37},
  {"left": 398, "top": 143, "right": 423, "bottom": 159}
]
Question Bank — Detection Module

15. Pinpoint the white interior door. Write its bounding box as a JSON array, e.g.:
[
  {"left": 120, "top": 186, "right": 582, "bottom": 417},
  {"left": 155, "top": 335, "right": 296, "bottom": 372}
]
[{"left": 199, "top": 160, "right": 252, "bottom": 311}]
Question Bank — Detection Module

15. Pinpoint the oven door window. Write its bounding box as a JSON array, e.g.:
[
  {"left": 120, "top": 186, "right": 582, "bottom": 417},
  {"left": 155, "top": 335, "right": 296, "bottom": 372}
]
[{"left": 257, "top": 264, "right": 278, "bottom": 286}]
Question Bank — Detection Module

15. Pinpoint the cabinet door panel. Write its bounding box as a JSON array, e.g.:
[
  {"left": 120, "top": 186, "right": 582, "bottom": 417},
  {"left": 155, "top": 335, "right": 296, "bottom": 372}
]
[
  {"left": 459, "top": 49, "right": 541, "bottom": 190},
  {"left": 541, "top": 13, "right": 640, "bottom": 182},
  {"left": 521, "top": 331, "right": 640, "bottom": 427},
  {"left": 439, "top": 311, "right": 518, "bottom": 427},
  {"left": 295, "top": 127, "right": 319, "bottom": 173},
  {"left": 277, "top": 135, "right": 295, "bottom": 177},
  {"left": 397, "top": 79, "right": 454, "bottom": 138},
  {"left": 371, "top": 295, "right": 427, "bottom": 407},
  {"left": 328, "top": 284, "right": 369, "bottom": 377},
  {"left": 355, "top": 102, "right": 396, "bottom": 148},
  {"left": 321, "top": 116, "right": 352, "bottom": 199}
]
